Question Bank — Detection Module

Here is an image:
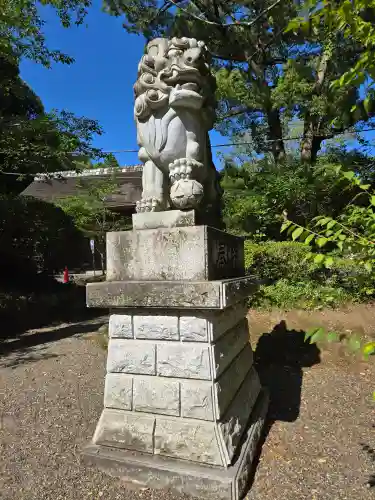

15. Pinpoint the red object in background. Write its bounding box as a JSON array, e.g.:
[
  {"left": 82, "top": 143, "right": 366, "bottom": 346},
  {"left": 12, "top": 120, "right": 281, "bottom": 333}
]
[{"left": 63, "top": 266, "right": 69, "bottom": 284}]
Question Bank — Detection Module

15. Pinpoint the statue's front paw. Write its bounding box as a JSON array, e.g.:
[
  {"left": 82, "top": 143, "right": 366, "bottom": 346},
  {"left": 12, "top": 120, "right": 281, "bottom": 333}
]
[
  {"left": 136, "top": 197, "right": 164, "bottom": 213},
  {"left": 169, "top": 158, "right": 203, "bottom": 183}
]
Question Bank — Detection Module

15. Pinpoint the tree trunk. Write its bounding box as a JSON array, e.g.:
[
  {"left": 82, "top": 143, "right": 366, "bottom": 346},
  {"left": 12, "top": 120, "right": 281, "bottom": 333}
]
[
  {"left": 301, "top": 47, "right": 330, "bottom": 164},
  {"left": 267, "top": 108, "right": 286, "bottom": 162},
  {"left": 99, "top": 251, "right": 105, "bottom": 275},
  {"left": 300, "top": 115, "right": 324, "bottom": 164},
  {"left": 247, "top": 57, "right": 285, "bottom": 163}
]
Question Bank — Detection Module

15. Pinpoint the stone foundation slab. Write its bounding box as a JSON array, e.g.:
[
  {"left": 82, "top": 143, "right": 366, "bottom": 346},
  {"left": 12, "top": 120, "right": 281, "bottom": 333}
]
[{"left": 86, "top": 277, "right": 257, "bottom": 310}]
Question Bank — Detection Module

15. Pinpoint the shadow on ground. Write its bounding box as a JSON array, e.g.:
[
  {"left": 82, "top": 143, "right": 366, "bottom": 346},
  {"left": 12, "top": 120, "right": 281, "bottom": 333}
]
[
  {"left": 0, "top": 348, "right": 62, "bottom": 369},
  {"left": 0, "top": 317, "right": 107, "bottom": 358},
  {"left": 246, "top": 320, "right": 321, "bottom": 493},
  {"left": 361, "top": 441, "right": 375, "bottom": 488}
]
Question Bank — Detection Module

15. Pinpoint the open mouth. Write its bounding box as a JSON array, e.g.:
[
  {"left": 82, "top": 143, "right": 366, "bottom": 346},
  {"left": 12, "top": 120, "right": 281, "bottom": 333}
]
[{"left": 161, "top": 65, "right": 201, "bottom": 85}]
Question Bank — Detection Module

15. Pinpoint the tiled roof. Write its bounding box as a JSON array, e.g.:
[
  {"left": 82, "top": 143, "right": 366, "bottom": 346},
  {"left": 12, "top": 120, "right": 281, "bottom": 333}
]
[{"left": 21, "top": 166, "right": 143, "bottom": 211}]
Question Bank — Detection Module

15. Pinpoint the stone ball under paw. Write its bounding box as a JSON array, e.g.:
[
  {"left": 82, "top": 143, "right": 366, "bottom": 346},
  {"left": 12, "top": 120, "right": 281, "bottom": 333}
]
[{"left": 170, "top": 179, "right": 204, "bottom": 209}]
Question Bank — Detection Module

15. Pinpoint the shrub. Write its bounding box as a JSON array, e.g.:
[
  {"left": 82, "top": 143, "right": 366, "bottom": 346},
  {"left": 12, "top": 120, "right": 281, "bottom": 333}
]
[
  {"left": 245, "top": 240, "right": 313, "bottom": 281},
  {"left": 249, "top": 279, "right": 352, "bottom": 310},
  {"left": 245, "top": 240, "right": 373, "bottom": 309},
  {"left": 0, "top": 195, "right": 90, "bottom": 279}
]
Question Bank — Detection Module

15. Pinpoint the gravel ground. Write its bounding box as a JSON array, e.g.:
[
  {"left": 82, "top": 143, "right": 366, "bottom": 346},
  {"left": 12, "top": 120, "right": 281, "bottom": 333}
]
[{"left": 0, "top": 314, "right": 374, "bottom": 500}]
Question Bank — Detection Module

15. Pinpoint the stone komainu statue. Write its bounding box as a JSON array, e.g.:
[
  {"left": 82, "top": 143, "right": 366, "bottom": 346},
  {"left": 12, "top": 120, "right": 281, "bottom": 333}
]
[{"left": 134, "top": 37, "right": 222, "bottom": 219}]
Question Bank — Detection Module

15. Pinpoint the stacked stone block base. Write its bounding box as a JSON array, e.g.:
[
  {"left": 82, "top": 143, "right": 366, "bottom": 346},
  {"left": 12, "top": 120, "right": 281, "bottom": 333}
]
[{"left": 84, "top": 222, "right": 268, "bottom": 499}]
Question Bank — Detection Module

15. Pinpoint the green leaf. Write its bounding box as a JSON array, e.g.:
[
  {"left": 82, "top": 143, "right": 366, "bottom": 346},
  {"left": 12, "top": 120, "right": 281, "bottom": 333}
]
[
  {"left": 280, "top": 220, "right": 291, "bottom": 233},
  {"left": 333, "top": 229, "right": 343, "bottom": 238},
  {"left": 310, "top": 328, "right": 325, "bottom": 344},
  {"left": 337, "top": 241, "right": 344, "bottom": 251},
  {"left": 292, "top": 227, "right": 304, "bottom": 241},
  {"left": 364, "top": 261, "right": 372, "bottom": 272},
  {"left": 363, "top": 342, "right": 375, "bottom": 356},
  {"left": 316, "top": 217, "right": 331, "bottom": 227},
  {"left": 364, "top": 96, "right": 371, "bottom": 114},
  {"left": 304, "top": 327, "right": 318, "bottom": 342},
  {"left": 327, "top": 331, "right": 339, "bottom": 343},
  {"left": 314, "top": 254, "right": 325, "bottom": 264},
  {"left": 359, "top": 184, "right": 370, "bottom": 190},
  {"left": 304, "top": 234, "right": 315, "bottom": 245},
  {"left": 372, "top": 391, "right": 375, "bottom": 402},
  {"left": 324, "top": 256, "right": 334, "bottom": 268},
  {"left": 316, "top": 237, "right": 328, "bottom": 248},
  {"left": 342, "top": 171, "right": 355, "bottom": 181},
  {"left": 327, "top": 220, "right": 336, "bottom": 230},
  {"left": 371, "top": 196, "right": 375, "bottom": 206},
  {"left": 348, "top": 334, "right": 361, "bottom": 352}
]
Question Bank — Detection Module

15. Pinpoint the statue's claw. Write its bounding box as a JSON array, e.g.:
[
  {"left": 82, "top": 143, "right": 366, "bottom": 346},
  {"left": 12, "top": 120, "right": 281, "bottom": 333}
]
[
  {"left": 136, "top": 197, "right": 165, "bottom": 213},
  {"left": 169, "top": 158, "right": 203, "bottom": 183}
]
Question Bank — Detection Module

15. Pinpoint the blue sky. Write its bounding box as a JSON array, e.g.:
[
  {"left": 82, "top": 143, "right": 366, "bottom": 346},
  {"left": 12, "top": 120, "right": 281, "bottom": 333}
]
[
  {"left": 20, "top": 2, "right": 374, "bottom": 168},
  {"left": 19, "top": 2, "right": 224, "bottom": 167}
]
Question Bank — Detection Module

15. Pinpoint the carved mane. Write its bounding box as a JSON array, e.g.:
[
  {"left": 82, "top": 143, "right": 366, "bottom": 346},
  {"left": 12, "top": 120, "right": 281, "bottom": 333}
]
[{"left": 134, "top": 37, "right": 216, "bottom": 122}]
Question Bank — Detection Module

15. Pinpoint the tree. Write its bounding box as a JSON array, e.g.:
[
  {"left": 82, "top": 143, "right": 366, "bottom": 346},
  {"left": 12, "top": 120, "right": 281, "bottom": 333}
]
[
  {"left": 282, "top": 166, "right": 375, "bottom": 392},
  {"left": 0, "top": 0, "right": 92, "bottom": 67},
  {"left": 221, "top": 145, "right": 375, "bottom": 238},
  {"left": 55, "top": 177, "right": 132, "bottom": 273},
  {"left": 289, "top": 0, "right": 375, "bottom": 96},
  {"left": 104, "top": 0, "right": 373, "bottom": 163},
  {"left": 103, "top": 0, "right": 303, "bottom": 162},
  {"left": 0, "top": 194, "right": 88, "bottom": 276},
  {"left": 0, "top": 52, "right": 104, "bottom": 192},
  {"left": 98, "top": 153, "right": 121, "bottom": 169}
]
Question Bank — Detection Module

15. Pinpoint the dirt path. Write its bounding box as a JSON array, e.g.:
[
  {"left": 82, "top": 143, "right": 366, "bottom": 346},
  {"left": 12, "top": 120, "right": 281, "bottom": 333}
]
[{"left": 0, "top": 312, "right": 374, "bottom": 500}]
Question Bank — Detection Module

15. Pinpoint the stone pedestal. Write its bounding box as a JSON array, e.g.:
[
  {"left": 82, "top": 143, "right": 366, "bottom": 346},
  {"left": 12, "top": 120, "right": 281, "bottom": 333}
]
[{"left": 83, "top": 214, "right": 268, "bottom": 500}]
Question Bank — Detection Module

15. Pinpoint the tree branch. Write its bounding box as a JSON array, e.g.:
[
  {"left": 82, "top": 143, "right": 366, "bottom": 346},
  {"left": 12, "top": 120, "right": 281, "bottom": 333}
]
[
  {"left": 165, "top": 0, "right": 283, "bottom": 27},
  {"left": 217, "top": 107, "right": 251, "bottom": 121}
]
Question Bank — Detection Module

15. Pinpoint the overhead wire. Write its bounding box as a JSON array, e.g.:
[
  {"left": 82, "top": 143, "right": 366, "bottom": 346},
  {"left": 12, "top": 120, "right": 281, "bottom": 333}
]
[{"left": 0, "top": 127, "right": 375, "bottom": 177}]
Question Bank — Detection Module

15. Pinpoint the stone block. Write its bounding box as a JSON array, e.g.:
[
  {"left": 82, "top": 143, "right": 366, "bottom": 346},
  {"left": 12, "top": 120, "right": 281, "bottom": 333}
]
[
  {"left": 223, "top": 277, "right": 258, "bottom": 308},
  {"left": 86, "top": 277, "right": 256, "bottom": 310},
  {"left": 107, "top": 226, "right": 206, "bottom": 281},
  {"left": 180, "top": 380, "right": 214, "bottom": 421},
  {"left": 154, "top": 418, "right": 223, "bottom": 466},
  {"left": 107, "top": 340, "right": 156, "bottom": 375},
  {"left": 157, "top": 343, "right": 211, "bottom": 380},
  {"left": 83, "top": 390, "right": 269, "bottom": 500},
  {"left": 132, "top": 210, "right": 195, "bottom": 230},
  {"left": 106, "top": 226, "right": 244, "bottom": 282},
  {"left": 104, "top": 373, "right": 133, "bottom": 410},
  {"left": 109, "top": 314, "right": 133, "bottom": 338},
  {"left": 208, "top": 301, "right": 248, "bottom": 342},
  {"left": 134, "top": 314, "right": 179, "bottom": 340},
  {"left": 234, "top": 390, "right": 269, "bottom": 498},
  {"left": 93, "top": 409, "right": 155, "bottom": 453},
  {"left": 214, "top": 344, "right": 254, "bottom": 419},
  {"left": 133, "top": 377, "right": 180, "bottom": 417},
  {"left": 206, "top": 228, "right": 245, "bottom": 281},
  {"left": 179, "top": 315, "right": 208, "bottom": 342},
  {"left": 218, "top": 367, "right": 261, "bottom": 464},
  {"left": 179, "top": 302, "right": 248, "bottom": 343},
  {"left": 210, "top": 319, "right": 250, "bottom": 378}
]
